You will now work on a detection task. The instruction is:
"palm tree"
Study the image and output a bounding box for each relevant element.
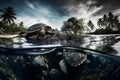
[87,20,95,31]
[97,19,103,29]
[0,7,16,25]
[107,12,114,29]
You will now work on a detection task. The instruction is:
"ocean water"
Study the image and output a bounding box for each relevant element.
[0,35,120,80]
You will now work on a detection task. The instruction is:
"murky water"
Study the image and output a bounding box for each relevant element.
[0,35,120,80]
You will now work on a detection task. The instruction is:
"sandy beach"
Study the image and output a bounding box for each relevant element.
[0,34,19,38]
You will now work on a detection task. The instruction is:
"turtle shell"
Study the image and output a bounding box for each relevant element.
[27,23,47,32]
[63,51,87,66]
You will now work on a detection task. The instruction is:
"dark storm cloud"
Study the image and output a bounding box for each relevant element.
[0,0,120,16]
[25,0,73,15]
[31,0,120,17]
[0,0,68,16]
[0,0,88,16]
[37,0,94,15]
[90,0,120,16]
[0,0,34,16]
[0,0,120,29]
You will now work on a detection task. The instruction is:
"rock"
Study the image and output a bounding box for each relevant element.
[49,69,62,80]
[34,56,48,68]
[59,59,68,74]
[34,56,46,67]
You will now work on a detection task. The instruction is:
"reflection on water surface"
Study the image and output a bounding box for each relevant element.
[1,34,120,56]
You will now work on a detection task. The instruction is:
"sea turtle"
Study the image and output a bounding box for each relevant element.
[63,50,87,67]
[26,23,55,38]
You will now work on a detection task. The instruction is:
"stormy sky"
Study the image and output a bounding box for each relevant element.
[0,0,120,30]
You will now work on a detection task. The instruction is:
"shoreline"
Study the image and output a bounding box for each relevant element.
[0,34,19,38]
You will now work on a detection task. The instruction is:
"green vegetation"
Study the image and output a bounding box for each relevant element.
[94,12,120,34]
[1,6,119,35]
[0,7,16,25]
[0,7,25,34]
[61,17,86,35]
[62,12,120,35]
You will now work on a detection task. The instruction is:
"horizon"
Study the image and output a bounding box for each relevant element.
[0,0,120,30]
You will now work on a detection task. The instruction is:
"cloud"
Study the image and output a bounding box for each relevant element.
[16,16,38,28]
[89,0,120,16]
[114,9,120,17]
[16,15,67,30]
[0,0,120,30]
[16,16,53,28]
[63,1,103,27]
[1,0,120,17]
[26,1,36,10]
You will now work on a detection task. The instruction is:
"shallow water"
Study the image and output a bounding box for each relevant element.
[0,35,120,80]
[1,34,120,56]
